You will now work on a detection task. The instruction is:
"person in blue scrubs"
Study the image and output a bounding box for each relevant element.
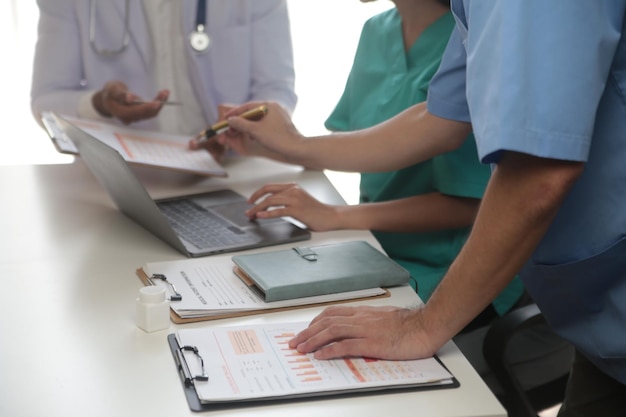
[242,0,570,395]
[224,1,626,414]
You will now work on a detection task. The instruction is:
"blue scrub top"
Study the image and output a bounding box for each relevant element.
[428,0,626,383]
[325,9,523,314]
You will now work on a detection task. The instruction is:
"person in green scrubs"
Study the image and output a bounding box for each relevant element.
[246,0,523,313]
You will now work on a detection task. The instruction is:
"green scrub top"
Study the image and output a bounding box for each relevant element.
[325,9,522,315]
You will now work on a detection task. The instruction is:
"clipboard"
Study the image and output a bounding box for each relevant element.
[167,331,460,412]
[41,112,227,177]
[136,268,391,324]
[41,111,78,154]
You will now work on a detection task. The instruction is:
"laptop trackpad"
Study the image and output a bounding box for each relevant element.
[206,201,254,227]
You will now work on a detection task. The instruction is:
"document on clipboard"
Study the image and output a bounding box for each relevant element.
[41,112,227,177]
[136,253,390,324]
[169,322,458,411]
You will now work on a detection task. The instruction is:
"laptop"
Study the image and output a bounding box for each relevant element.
[54,115,311,257]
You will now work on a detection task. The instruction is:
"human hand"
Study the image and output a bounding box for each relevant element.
[189,104,232,161]
[92,81,169,124]
[222,101,305,160]
[245,183,342,231]
[288,305,441,360]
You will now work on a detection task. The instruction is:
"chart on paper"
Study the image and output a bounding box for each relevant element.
[113,131,216,170]
[175,322,454,402]
[42,113,227,176]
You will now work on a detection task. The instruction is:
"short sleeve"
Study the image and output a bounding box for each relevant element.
[426,28,470,123]
[465,1,625,163]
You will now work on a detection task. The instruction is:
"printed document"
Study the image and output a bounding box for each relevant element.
[141,256,387,319]
[41,112,226,177]
[175,321,455,403]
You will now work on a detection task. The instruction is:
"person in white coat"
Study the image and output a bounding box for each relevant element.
[30,0,297,142]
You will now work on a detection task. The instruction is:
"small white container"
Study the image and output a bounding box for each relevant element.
[136,286,170,332]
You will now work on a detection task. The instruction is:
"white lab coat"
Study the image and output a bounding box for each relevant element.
[31,0,297,130]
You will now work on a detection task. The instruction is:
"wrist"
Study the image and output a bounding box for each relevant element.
[334,205,362,230]
[286,135,317,167]
[405,307,447,357]
[91,90,112,118]
[324,204,349,231]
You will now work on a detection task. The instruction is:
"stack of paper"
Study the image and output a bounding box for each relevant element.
[138,255,388,322]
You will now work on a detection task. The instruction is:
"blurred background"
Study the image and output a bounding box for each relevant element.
[2,0,393,203]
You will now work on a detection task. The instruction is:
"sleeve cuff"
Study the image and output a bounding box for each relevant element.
[77,90,112,121]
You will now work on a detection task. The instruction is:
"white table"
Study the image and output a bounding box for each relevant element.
[0,157,506,417]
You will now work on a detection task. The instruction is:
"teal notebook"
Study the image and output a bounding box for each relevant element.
[232,241,410,302]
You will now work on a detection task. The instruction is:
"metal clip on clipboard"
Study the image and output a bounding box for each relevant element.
[293,246,317,262]
[175,345,209,387]
[148,273,183,301]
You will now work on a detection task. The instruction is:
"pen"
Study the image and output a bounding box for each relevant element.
[130,100,182,106]
[194,105,268,144]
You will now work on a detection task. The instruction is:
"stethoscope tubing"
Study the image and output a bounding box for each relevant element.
[89,0,130,56]
[89,0,209,56]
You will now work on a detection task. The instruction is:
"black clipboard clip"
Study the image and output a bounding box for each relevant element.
[148,273,182,301]
[175,345,209,387]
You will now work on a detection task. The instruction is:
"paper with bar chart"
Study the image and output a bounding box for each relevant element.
[174,322,456,403]
[41,112,226,177]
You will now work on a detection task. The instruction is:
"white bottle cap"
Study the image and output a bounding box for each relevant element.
[139,286,166,303]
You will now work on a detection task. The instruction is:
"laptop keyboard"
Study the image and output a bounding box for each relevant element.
[158,200,256,249]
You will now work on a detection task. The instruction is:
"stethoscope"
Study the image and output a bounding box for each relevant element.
[189,0,210,52]
[89,0,210,56]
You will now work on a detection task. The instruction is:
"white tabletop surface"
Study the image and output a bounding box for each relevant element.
[0,156,506,417]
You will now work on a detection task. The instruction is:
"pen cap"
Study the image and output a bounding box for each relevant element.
[139,286,166,303]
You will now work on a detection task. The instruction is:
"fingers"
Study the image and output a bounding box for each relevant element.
[110,101,163,124]
[188,133,227,160]
[245,183,301,220]
[96,81,167,124]
[153,89,170,103]
[223,101,267,119]
[289,310,381,360]
[247,183,296,204]
[226,101,281,135]
[227,114,257,136]
[204,137,227,162]
[245,195,293,220]
[188,137,202,150]
[286,306,424,360]
[288,306,362,350]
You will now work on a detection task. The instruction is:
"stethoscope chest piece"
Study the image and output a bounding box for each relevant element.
[190,0,210,53]
[189,25,210,52]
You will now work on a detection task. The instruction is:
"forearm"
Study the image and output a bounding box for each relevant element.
[412,152,585,348]
[288,103,470,172]
[335,193,480,233]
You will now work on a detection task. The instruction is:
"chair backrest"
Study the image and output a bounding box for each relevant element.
[482,303,572,417]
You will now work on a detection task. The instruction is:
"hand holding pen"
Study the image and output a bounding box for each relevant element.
[190,102,299,164]
[192,105,268,145]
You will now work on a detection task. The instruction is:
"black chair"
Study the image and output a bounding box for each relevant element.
[483,303,572,417]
